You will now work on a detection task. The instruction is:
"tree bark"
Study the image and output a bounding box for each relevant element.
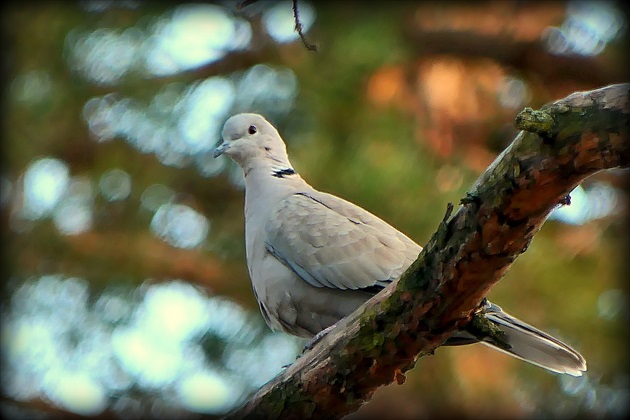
[224,83,629,420]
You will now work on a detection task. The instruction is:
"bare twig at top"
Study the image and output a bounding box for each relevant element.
[292,0,318,52]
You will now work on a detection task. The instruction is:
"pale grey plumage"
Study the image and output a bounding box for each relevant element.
[214,113,587,376]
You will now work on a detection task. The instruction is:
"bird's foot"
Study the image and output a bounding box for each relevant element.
[302,324,336,354]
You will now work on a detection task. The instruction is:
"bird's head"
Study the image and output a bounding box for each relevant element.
[213,113,292,173]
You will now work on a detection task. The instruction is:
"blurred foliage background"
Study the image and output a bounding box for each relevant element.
[1,1,628,419]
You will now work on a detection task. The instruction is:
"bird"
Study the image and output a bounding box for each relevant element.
[213,113,587,376]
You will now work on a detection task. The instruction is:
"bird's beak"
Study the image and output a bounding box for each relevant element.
[213,141,229,158]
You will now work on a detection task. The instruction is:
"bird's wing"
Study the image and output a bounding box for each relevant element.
[265,190,422,290]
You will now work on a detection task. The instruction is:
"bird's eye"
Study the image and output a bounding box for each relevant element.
[248,125,257,135]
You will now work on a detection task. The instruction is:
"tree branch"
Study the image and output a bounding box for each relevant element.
[225,84,629,419]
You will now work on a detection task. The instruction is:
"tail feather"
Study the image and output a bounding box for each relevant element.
[481,302,587,376]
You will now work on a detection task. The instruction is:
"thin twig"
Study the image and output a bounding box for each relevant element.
[292,0,318,52]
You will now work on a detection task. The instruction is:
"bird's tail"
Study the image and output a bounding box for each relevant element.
[473,301,587,376]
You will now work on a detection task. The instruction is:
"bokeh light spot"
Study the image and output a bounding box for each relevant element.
[498,77,530,109]
[22,158,71,220]
[150,204,210,249]
[177,371,235,414]
[549,183,621,225]
[11,70,52,105]
[140,184,175,212]
[99,168,132,201]
[46,372,107,416]
[597,289,626,321]
[111,327,183,388]
[144,4,244,76]
[138,282,210,343]
[52,177,94,235]
[544,1,625,56]
[176,77,235,154]
[68,27,144,85]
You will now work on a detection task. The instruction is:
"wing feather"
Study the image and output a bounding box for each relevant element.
[265,191,421,290]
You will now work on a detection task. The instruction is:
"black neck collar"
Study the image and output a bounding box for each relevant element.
[272,168,296,178]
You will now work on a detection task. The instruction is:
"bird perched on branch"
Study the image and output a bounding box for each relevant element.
[213,113,586,376]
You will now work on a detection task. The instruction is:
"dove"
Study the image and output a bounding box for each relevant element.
[213,113,587,376]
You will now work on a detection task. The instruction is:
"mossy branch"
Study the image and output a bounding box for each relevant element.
[224,83,629,419]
